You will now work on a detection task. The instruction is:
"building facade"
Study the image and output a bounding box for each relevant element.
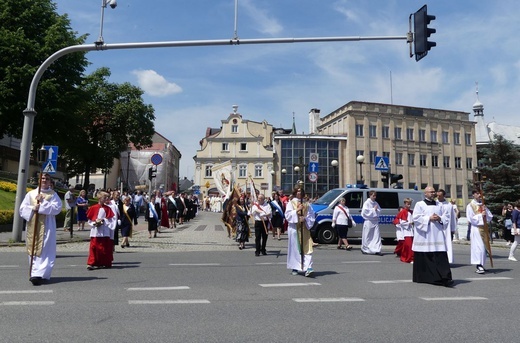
[314,101,477,206]
[194,106,276,197]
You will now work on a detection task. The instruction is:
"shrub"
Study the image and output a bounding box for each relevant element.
[0,210,14,225]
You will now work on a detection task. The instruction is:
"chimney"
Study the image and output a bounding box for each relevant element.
[308,108,321,134]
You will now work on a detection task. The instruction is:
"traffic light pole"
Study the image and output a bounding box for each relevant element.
[12,35,410,242]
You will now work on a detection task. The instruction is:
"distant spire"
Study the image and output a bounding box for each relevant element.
[291,112,297,134]
[473,81,484,116]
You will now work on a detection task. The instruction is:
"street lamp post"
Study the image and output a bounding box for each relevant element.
[331,159,338,189]
[293,156,306,192]
[281,168,287,192]
[356,155,365,185]
[126,146,131,191]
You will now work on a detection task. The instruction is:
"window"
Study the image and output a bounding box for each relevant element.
[408,153,415,166]
[343,191,363,209]
[231,125,238,133]
[369,125,377,138]
[382,151,390,159]
[205,165,212,177]
[356,150,364,158]
[221,142,229,151]
[442,131,449,144]
[455,157,462,169]
[431,130,437,143]
[408,182,416,190]
[431,155,439,167]
[453,132,461,145]
[355,124,364,137]
[370,181,378,188]
[445,185,451,197]
[371,191,399,209]
[395,153,403,165]
[456,185,463,198]
[240,143,247,151]
[369,151,377,164]
[443,156,450,168]
[420,154,427,167]
[239,164,247,178]
[382,126,389,139]
[465,133,472,145]
[394,127,402,140]
[419,129,426,142]
[254,164,263,177]
[466,157,473,169]
[406,128,414,141]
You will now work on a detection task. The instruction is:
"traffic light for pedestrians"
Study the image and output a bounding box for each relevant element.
[381,172,390,188]
[414,4,436,61]
[390,173,403,185]
[148,167,156,181]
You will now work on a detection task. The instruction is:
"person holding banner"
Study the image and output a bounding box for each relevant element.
[20,173,62,286]
[285,187,316,277]
[250,194,272,256]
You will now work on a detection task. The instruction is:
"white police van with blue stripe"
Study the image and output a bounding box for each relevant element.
[310,186,423,244]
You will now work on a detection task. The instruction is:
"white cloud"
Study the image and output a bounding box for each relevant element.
[131,70,182,97]
[241,0,283,36]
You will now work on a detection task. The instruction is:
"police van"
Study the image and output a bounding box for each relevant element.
[310,186,423,244]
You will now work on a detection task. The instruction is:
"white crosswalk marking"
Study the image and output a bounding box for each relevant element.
[259,283,321,287]
[293,298,364,303]
[129,300,210,304]
[0,301,54,306]
[127,286,190,291]
[421,297,487,301]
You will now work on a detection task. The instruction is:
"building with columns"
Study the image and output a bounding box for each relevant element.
[273,101,477,206]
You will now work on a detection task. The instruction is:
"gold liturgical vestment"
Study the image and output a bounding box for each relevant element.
[26,191,54,256]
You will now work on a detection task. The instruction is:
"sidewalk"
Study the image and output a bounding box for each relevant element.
[0,211,289,253]
[0,212,513,253]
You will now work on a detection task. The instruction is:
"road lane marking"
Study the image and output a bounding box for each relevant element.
[342,261,381,264]
[129,300,210,304]
[169,263,221,266]
[464,277,512,281]
[370,280,413,284]
[259,283,321,287]
[127,286,190,291]
[421,296,487,301]
[0,265,19,268]
[255,262,286,265]
[0,301,54,306]
[0,290,53,294]
[293,297,365,303]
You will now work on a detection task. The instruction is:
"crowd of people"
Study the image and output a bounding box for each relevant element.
[21,181,202,285]
[19,176,519,287]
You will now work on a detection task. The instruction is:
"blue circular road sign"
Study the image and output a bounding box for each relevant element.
[151,153,163,165]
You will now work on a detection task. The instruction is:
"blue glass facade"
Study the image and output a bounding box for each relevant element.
[280,139,339,197]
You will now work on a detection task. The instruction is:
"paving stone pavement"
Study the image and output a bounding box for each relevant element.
[0,211,289,253]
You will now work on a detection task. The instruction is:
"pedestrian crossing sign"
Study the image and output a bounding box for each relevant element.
[43,160,57,174]
[374,156,389,171]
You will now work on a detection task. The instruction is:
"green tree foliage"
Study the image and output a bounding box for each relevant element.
[0,0,88,144]
[477,134,520,215]
[64,68,155,188]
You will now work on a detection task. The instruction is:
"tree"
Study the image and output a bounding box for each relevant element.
[477,134,520,216]
[0,0,88,145]
[64,68,156,189]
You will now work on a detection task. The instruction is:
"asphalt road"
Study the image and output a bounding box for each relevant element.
[0,211,518,343]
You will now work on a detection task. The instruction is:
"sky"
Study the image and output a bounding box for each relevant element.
[52,0,520,179]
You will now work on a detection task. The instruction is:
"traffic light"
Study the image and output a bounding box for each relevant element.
[381,172,390,188]
[390,173,403,185]
[414,4,436,61]
[148,167,156,181]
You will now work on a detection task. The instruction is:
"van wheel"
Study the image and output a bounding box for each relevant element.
[317,226,337,244]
